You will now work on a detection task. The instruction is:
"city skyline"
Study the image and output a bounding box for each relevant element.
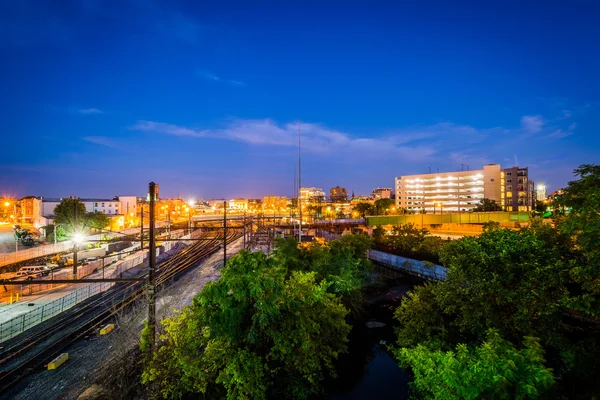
[2,1,599,199]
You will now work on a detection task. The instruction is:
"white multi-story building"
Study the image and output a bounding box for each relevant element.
[82,198,121,215]
[299,187,325,204]
[395,164,502,213]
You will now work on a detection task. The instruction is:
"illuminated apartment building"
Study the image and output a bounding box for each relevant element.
[394,164,502,213]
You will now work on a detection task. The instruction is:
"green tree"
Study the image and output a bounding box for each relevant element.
[556,164,600,319]
[393,219,600,397]
[472,197,502,211]
[352,202,374,217]
[395,330,554,400]
[374,198,394,215]
[143,251,351,399]
[54,198,87,235]
[87,210,110,230]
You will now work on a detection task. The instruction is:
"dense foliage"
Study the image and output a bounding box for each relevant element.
[373,223,446,264]
[142,234,373,399]
[393,165,600,398]
[395,330,554,400]
[473,197,503,211]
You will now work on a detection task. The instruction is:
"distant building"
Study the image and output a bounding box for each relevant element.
[372,188,392,199]
[247,199,262,211]
[263,196,288,211]
[18,196,41,224]
[229,198,248,211]
[300,187,325,204]
[501,166,534,211]
[395,164,502,213]
[329,186,348,202]
[536,183,547,201]
[208,199,226,209]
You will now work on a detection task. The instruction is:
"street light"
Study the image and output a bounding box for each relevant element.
[72,232,83,280]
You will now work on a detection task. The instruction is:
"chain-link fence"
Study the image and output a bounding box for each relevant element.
[0,281,114,342]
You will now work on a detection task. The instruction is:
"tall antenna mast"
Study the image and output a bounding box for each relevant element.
[298,118,302,244]
[293,160,297,238]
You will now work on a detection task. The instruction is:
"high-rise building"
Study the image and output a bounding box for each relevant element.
[329,186,348,202]
[501,166,534,211]
[372,188,392,199]
[536,183,547,201]
[395,164,502,213]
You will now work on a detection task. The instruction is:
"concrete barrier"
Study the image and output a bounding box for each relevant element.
[48,353,69,370]
[99,324,114,335]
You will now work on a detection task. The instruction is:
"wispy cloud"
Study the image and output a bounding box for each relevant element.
[197,70,245,86]
[547,123,576,139]
[520,115,544,133]
[82,136,119,148]
[130,121,208,138]
[78,108,103,115]
[129,118,489,162]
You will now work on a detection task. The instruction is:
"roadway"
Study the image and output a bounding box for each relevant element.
[0,225,16,254]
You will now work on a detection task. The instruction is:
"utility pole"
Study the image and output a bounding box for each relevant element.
[223,201,227,267]
[72,203,78,280]
[298,119,302,244]
[147,182,157,351]
[140,204,144,250]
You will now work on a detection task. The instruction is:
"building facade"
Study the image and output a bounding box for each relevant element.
[501,167,534,211]
[229,198,249,211]
[536,183,547,201]
[263,196,288,211]
[395,164,502,213]
[372,188,392,199]
[329,186,348,202]
[300,187,325,204]
[18,196,41,223]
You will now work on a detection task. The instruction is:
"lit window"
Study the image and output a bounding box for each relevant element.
[506,192,513,198]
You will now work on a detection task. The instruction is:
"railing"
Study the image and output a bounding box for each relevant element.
[368,249,447,281]
[0,281,114,343]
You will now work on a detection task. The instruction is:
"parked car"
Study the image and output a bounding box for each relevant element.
[14,271,39,280]
[18,266,49,277]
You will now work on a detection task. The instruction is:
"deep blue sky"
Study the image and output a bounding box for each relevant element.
[1,1,599,199]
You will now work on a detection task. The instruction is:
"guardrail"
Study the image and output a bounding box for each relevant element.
[368,249,447,281]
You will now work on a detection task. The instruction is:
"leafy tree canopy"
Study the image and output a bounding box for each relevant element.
[352,202,374,217]
[54,198,111,236]
[143,235,374,399]
[472,197,502,211]
[393,219,600,397]
[395,330,554,400]
[374,198,395,215]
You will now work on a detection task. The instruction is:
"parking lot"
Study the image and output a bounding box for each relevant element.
[0,224,17,254]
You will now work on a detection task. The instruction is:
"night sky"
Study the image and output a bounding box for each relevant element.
[1,1,599,200]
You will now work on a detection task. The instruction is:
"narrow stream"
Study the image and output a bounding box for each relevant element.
[324,281,415,399]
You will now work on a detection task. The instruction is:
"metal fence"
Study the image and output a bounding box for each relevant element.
[0,281,114,342]
[368,249,447,281]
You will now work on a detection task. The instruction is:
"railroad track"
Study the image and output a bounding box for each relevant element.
[0,229,241,394]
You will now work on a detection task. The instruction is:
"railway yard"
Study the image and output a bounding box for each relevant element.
[0,221,246,400]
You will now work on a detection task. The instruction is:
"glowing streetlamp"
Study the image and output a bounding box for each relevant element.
[72,232,84,280]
